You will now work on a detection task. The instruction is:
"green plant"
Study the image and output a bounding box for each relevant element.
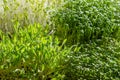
[50,0,120,45]
[0,23,71,79]
[64,37,120,80]
[0,0,59,33]
[0,0,120,80]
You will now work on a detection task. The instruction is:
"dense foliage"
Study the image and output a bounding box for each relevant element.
[0,23,71,79]
[65,38,120,79]
[51,0,120,45]
[0,0,120,80]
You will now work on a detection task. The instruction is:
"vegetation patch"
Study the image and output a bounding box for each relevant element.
[50,0,120,45]
[0,23,71,79]
[0,0,120,80]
